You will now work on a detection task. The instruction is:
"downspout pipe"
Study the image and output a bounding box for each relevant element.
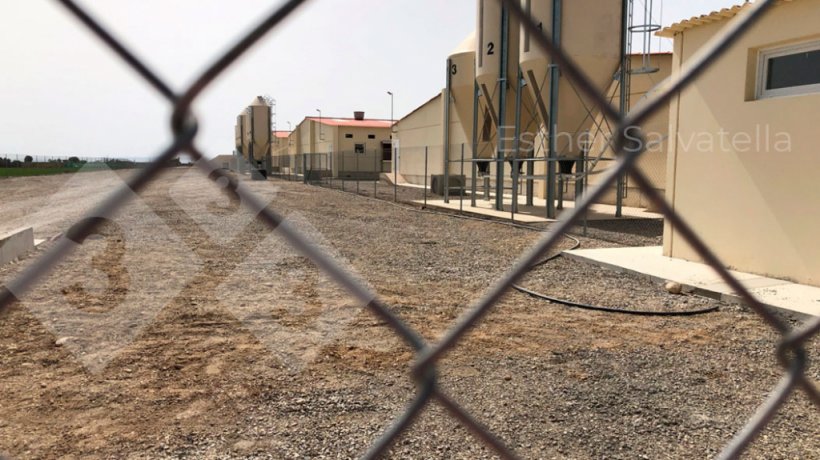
[444,58,453,203]
[546,0,561,219]
[495,3,510,211]
[616,0,631,217]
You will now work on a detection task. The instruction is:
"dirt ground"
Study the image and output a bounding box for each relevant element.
[0,168,817,459]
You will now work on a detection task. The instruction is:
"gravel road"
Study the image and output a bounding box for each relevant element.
[0,168,816,459]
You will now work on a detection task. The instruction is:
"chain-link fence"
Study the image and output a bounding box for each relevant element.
[300,142,667,246]
[269,152,332,181]
[0,0,817,458]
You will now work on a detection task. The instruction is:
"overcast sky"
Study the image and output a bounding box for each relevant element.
[0,0,742,160]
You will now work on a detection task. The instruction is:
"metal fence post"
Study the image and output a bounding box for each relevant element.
[460,143,465,213]
[423,146,428,208]
[328,153,332,189]
[471,158,477,208]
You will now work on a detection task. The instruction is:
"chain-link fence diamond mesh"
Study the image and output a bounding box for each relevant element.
[0,0,817,458]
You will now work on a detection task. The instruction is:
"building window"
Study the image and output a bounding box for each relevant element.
[368,134,376,139]
[354,143,365,154]
[757,40,820,99]
[345,133,353,139]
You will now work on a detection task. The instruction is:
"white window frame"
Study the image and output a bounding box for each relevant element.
[756,39,820,100]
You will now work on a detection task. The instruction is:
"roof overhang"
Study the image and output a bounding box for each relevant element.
[657,1,798,38]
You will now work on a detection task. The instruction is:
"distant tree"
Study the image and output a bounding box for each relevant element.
[11,160,22,167]
[68,156,80,164]
[24,155,33,164]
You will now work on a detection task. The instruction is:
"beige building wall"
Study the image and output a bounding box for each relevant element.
[662,0,820,286]
[314,121,336,156]
[334,125,392,176]
[270,132,291,171]
[394,91,474,186]
[299,120,316,155]
[290,124,302,155]
[395,93,445,185]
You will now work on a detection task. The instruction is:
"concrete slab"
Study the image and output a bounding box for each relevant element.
[414,198,549,223]
[380,172,407,185]
[0,227,35,265]
[415,195,663,224]
[564,246,820,317]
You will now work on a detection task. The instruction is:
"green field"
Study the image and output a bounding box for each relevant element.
[0,163,144,178]
[0,167,81,177]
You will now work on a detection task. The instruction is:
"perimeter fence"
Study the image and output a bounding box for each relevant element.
[291,142,668,247]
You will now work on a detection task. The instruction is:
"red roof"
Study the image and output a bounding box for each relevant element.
[273,131,290,138]
[306,117,394,129]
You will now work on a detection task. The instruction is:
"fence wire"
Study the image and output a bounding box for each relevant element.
[0,0,817,458]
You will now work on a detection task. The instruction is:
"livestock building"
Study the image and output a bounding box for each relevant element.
[659,0,820,286]
[278,112,394,180]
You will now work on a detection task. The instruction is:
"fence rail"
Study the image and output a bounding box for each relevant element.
[0,0,817,459]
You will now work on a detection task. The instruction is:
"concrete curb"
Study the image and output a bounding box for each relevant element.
[0,227,35,266]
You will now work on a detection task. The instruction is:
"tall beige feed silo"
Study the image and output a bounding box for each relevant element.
[243,96,272,178]
[476,0,518,171]
[475,0,537,209]
[235,114,245,172]
[447,31,479,148]
[519,0,623,209]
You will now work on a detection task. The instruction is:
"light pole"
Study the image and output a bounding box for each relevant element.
[387,91,395,184]
[287,121,293,146]
[386,91,394,135]
[315,109,323,140]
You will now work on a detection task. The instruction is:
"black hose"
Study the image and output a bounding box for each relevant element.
[513,284,720,316]
[512,231,718,316]
[305,179,718,316]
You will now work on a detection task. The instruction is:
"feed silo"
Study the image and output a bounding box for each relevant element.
[447,32,478,148]
[243,96,272,178]
[475,0,537,209]
[235,114,246,172]
[518,0,623,212]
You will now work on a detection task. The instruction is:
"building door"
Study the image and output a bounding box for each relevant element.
[381,141,393,173]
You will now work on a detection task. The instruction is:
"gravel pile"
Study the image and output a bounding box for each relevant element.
[0,169,816,459]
